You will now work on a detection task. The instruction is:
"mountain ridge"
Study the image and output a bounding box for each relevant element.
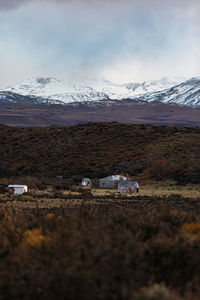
[1,76,200,107]
[3,76,187,103]
[140,77,200,106]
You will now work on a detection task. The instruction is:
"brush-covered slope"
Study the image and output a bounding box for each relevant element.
[0,123,200,183]
[1,101,200,128]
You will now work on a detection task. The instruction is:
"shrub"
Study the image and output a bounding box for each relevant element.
[22,228,52,248]
[146,160,179,180]
[136,284,180,300]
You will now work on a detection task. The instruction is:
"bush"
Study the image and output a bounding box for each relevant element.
[136,284,180,300]
[146,160,179,180]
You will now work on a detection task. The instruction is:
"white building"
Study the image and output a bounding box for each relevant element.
[8,185,28,195]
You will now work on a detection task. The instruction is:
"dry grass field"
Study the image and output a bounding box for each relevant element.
[91,183,200,199]
[138,182,200,198]
[1,183,200,210]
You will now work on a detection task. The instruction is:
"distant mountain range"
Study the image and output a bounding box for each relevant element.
[1,76,200,107]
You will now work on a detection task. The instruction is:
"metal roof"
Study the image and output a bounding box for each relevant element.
[101,175,127,181]
[8,185,28,188]
[118,181,139,187]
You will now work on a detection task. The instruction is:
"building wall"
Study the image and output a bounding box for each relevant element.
[8,186,27,194]
[14,188,25,195]
[99,180,118,189]
[118,182,139,193]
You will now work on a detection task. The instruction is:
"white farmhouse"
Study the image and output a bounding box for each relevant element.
[8,185,28,195]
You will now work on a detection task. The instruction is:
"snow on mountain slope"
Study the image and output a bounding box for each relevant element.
[4,76,185,104]
[83,77,185,99]
[0,91,64,105]
[125,76,185,94]
[5,77,109,103]
[6,78,67,98]
[140,77,200,106]
[5,76,200,107]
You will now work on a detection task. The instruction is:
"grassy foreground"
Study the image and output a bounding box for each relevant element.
[1,191,200,299]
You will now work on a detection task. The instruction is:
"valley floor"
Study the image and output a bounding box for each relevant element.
[1,183,200,210]
[1,102,200,127]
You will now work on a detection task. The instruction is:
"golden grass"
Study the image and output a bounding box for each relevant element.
[139,182,200,198]
[92,183,200,199]
[1,183,200,211]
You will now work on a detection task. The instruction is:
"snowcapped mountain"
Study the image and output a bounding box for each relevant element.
[2,76,200,107]
[124,76,185,94]
[140,77,200,106]
[5,77,109,103]
[4,76,185,105]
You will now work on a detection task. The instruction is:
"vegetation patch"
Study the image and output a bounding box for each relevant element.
[0,194,199,299]
[0,123,200,184]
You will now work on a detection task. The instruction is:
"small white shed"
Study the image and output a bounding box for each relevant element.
[8,185,28,195]
[82,178,91,186]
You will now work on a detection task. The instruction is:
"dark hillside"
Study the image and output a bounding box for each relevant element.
[0,122,200,182]
[0,101,200,127]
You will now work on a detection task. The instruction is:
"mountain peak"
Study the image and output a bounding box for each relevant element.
[185,77,200,84]
[35,77,62,85]
[3,76,200,107]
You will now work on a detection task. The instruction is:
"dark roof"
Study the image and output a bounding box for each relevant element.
[118,181,139,187]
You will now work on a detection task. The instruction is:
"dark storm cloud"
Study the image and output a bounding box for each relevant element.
[0,0,199,87]
[1,0,199,10]
[0,0,133,10]
[0,0,27,10]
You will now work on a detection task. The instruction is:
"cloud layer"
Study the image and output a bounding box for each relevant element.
[0,0,199,87]
[0,0,27,10]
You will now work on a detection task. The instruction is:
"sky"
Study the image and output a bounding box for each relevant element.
[0,0,200,88]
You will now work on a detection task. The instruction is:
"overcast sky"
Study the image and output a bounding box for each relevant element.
[0,0,199,88]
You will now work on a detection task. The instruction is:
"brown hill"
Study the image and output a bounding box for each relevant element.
[0,122,200,183]
[0,101,200,127]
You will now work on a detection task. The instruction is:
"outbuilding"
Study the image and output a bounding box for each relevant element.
[8,185,28,195]
[118,181,139,193]
[56,176,63,181]
[82,178,91,187]
[99,175,127,189]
